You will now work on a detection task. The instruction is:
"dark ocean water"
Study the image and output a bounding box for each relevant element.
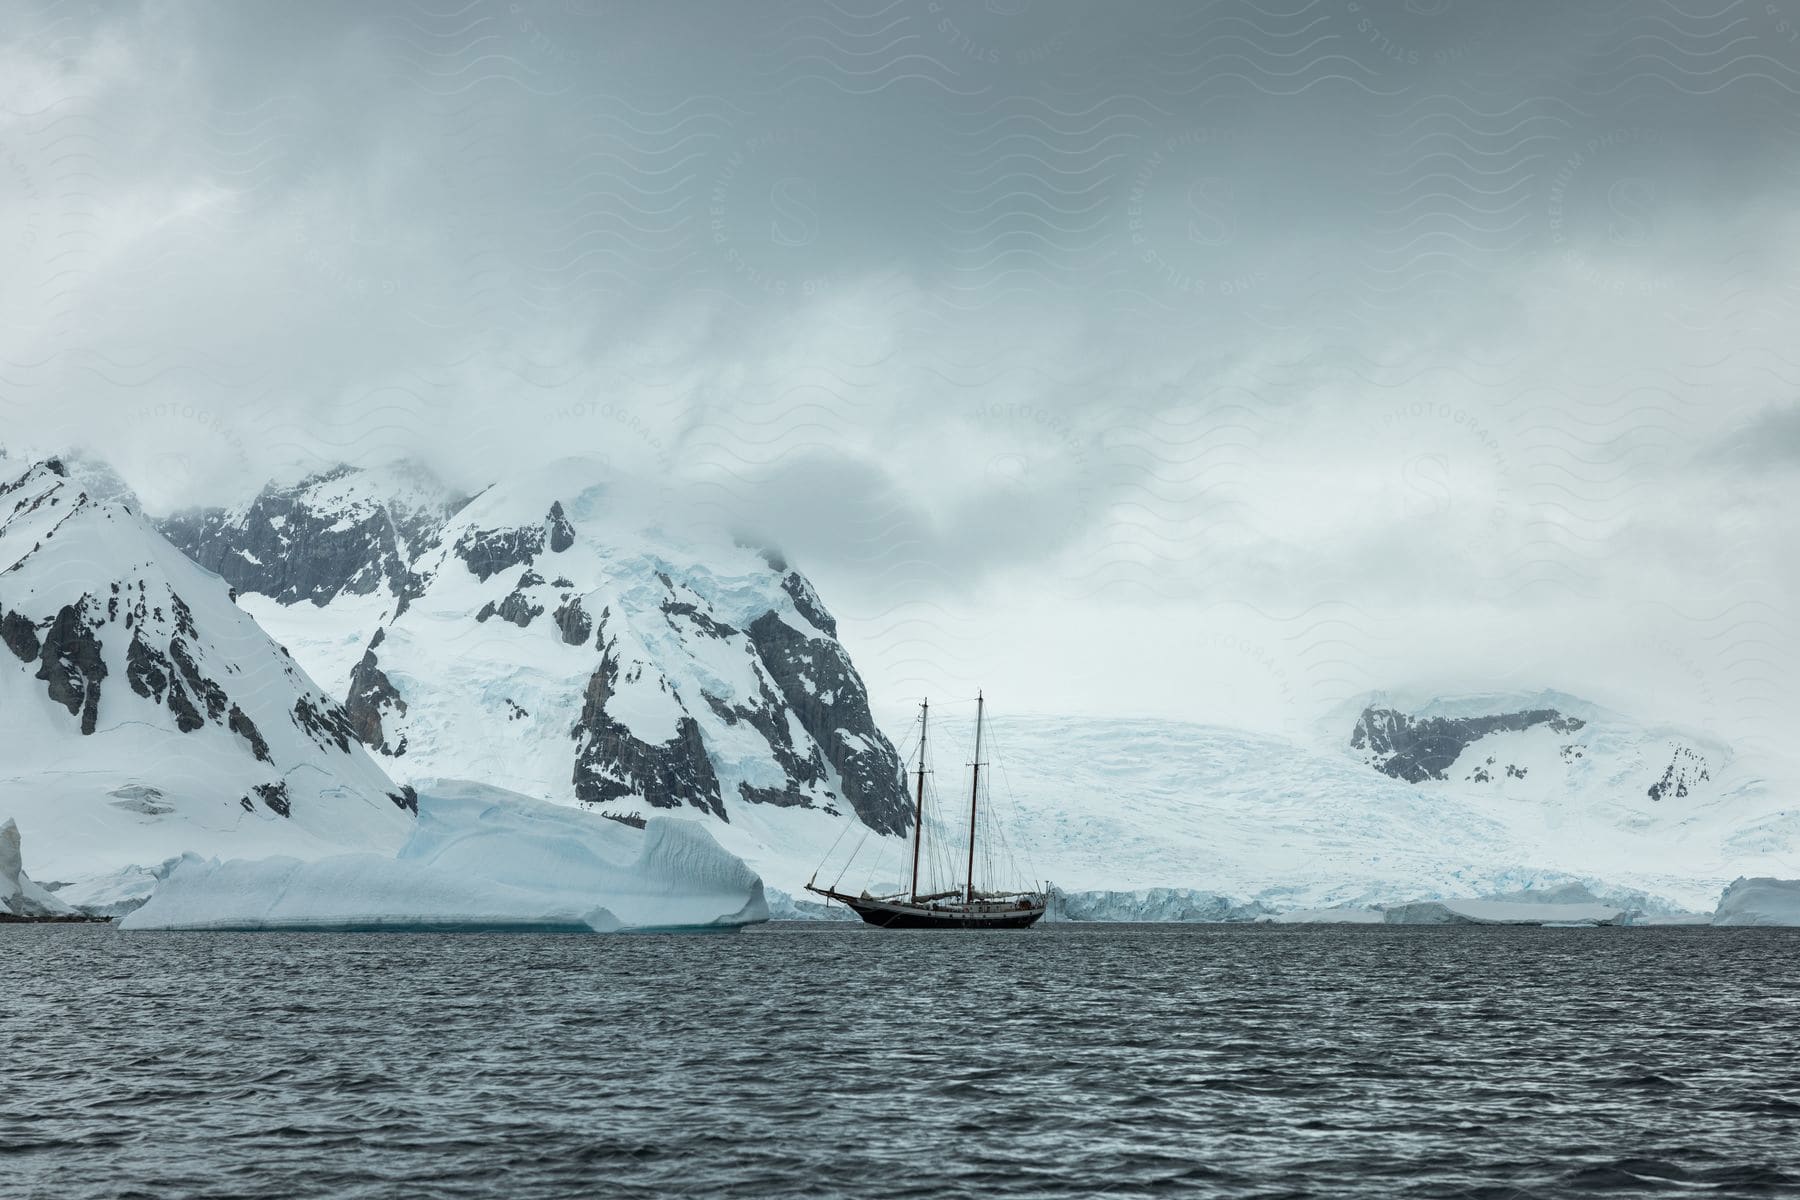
[5,924,1799,1199]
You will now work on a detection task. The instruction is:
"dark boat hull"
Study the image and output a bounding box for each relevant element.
[811,889,1046,929]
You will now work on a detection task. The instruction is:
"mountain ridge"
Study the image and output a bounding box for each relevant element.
[0,457,418,888]
[151,456,917,885]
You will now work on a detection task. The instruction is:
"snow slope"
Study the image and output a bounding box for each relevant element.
[958,708,1800,915]
[122,780,767,931]
[133,456,1800,916]
[0,459,417,887]
[162,458,914,894]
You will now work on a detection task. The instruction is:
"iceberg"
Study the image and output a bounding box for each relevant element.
[0,819,75,918]
[48,861,173,918]
[1376,882,1627,926]
[764,887,857,921]
[1711,877,1800,927]
[1380,899,1626,925]
[121,781,767,932]
[1265,907,1386,924]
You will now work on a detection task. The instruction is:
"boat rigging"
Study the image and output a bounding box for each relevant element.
[806,693,1047,929]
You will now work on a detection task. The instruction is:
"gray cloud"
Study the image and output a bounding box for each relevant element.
[1714,404,1800,472]
[2,0,1797,742]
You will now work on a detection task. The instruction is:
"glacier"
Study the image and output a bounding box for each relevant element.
[27,450,1799,926]
[1045,886,1274,923]
[961,706,1800,918]
[1040,882,1654,926]
[122,781,767,932]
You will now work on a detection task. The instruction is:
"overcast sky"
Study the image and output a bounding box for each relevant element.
[2,1,1796,746]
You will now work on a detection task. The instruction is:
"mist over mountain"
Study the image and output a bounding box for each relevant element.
[1,1,1795,746]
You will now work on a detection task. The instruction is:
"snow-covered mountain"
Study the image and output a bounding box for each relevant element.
[1342,689,1723,806]
[0,458,417,888]
[156,458,914,887]
[131,455,1798,915]
[159,461,467,612]
[945,697,1799,915]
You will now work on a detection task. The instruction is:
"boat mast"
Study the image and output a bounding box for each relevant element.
[965,691,983,905]
[908,698,928,903]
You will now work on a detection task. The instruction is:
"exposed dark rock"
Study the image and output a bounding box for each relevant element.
[345,637,407,756]
[228,704,272,764]
[737,781,815,807]
[253,781,291,817]
[547,501,575,552]
[476,570,546,628]
[293,696,357,755]
[126,636,169,702]
[2,611,40,661]
[35,601,107,735]
[496,590,543,628]
[157,465,455,607]
[1648,746,1710,801]
[166,684,204,734]
[169,593,198,640]
[661,596,736,641]
[169,638,227,722]
[386,785,419,815]
[571,649,725,820]
[703,680,828,806]
[781,571,836,637]
[1352,707,1586,783]
[454,525,543,581]
[124,629,207,732]
[553,596,591,645]
[746,611,911,836]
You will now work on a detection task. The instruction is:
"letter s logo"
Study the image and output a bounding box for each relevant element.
[1605,177,1656,248]
[1184,177,1235,247]
[769,177,818,247]
[1402,453,1453,518]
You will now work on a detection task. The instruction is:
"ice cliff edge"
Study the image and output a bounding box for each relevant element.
[121,781,768,932]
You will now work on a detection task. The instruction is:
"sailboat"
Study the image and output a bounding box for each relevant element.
[805,693,1047,929]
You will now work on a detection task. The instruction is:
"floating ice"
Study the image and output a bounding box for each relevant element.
[0,819,74,918]
[1382,898,1626,926]
[1711,877,1800,927]
[122,781,767,932]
